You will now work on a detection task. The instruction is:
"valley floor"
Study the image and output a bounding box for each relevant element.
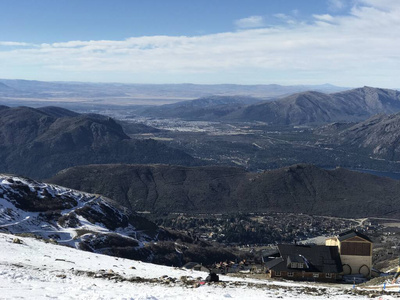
[0,233,397,300]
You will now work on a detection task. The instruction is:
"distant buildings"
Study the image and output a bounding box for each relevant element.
[266,230,373,282]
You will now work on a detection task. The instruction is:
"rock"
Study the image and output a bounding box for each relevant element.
[12,238,22,244]
[48,238,58,244]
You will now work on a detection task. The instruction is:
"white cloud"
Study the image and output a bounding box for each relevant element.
[0,1,400,87]
[328,0,346,11]
[234,16,265,29]
[274,13,289,20]
[358,0,400,10]
[313,14,335,22]
[0,41,30,46]
[273,13,299,25]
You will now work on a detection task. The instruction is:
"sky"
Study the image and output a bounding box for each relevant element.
[0,0,399,88]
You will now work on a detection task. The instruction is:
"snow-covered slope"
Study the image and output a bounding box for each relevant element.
[0,174,157,253]
[1,232,396,300]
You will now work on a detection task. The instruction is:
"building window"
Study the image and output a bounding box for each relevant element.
[288,272,294,277]
[325,273,332,278]
[275,271,281,276]
[313,273,319,278]
[291,262,304,269]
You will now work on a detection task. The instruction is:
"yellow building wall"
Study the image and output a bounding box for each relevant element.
[340,255,372,277]
[325,236,373,278]
[325,238,339,247]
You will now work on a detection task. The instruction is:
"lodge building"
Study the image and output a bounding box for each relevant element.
[265,230,373,282]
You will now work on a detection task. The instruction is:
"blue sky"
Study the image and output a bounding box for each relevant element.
[0,0,332,42]
[0,0,399,88]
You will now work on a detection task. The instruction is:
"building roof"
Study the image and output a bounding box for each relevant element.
[338,230,373,243]
[269,244,342,274]
[265,257,284,270]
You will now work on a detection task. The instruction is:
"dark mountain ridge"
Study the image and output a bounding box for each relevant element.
[36,106,80,118]
[0,106,198,179]
[48,163,400,218]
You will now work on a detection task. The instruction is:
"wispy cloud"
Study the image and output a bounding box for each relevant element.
[234,16,265,29]
[313,14,335,23]
[0,0,399,87]
[328,0,346,11]
[273,13,298,25]
[0,41,31,46]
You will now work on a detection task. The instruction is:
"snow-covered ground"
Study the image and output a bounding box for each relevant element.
[0,232,397,300]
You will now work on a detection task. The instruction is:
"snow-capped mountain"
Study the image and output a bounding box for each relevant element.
[0,174,158,254]
[0,174,241,267]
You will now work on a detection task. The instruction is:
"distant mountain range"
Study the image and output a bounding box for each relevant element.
[0,79,348,109]
[48,163,400,218]
[4,79,400,126]
[0,82,13,91]
[140,87,400,125]
[0,106,198,179]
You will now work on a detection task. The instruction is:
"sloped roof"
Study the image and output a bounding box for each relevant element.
[270,244,342,274]
[338,230,373,243]
[265,257,284,269]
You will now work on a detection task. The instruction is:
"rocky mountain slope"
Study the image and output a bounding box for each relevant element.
[0,174,158,255]
[48,164,400,218]
[0,174,238,266]
[321,112,400,161]
[0,106,198,179]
